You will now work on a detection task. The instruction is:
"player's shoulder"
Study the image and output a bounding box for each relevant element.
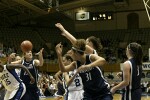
[70,61,76,66]
[124,60,130,65]
[33,59,40,66]
[123,60,131,69]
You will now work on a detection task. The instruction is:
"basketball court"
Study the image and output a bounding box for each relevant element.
[40,94,150,100]
[0,0,149,100]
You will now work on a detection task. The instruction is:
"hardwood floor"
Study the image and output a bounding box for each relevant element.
[40,94,150,100]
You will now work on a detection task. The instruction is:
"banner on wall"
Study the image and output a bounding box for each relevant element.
[142,62,150,70]
[76,12,90,20]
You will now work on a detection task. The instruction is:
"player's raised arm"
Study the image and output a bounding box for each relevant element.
[55,71,63,84]
[63,70,79,87]
[34,48,44,67]
[55,23,95,54]
[55,43,75,72]
[8,53,22,64]
[55,23,77,45]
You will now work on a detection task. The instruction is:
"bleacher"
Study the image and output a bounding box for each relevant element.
[0,27,150,72]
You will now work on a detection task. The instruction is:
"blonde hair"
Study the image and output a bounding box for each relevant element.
[72,39,86,55]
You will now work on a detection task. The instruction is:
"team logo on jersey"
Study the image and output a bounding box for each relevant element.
[27,64,33,69]
[79,67,93,73]
[0,73,11,86]
[0,73,9,80]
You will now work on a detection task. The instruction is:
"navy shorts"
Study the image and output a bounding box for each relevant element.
[55,82,65,96]
[122,89,142,100]
[21,87,39,100]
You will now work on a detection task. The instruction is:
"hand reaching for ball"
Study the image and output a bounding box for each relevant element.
[35,48,44,56]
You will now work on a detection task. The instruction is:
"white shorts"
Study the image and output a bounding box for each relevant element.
[68,89,84,100]
[4,83,26,100]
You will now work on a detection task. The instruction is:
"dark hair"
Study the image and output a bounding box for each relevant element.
[64,54,73,62]
[72,39,86,55]
[127,42,143,65]
[87,36,103,54]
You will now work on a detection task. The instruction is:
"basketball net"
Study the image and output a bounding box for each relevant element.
[143,0,150,21]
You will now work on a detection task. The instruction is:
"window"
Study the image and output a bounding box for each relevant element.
[91,12,113,21]
[127,13,139,29]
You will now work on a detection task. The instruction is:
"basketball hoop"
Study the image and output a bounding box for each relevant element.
[143,0,150,21]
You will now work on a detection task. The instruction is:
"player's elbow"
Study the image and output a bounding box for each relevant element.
[124,80,130,86]
[38,61,43,66]
[100,59,106,65]
[60,69,67,72]
[38,63,43,67]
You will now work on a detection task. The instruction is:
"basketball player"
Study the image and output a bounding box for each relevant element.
[8,53,22,77]
[55,54,83,100]
[55,23,104,74]
[55,23,102,55]
[62,54,83,100]
[0,63,35,100]
[111,42,143,100]
[55,40,112,100]
[10,48,44,100]
[15,55,22,76]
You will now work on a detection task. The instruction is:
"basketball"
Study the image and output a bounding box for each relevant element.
[21,40,33,52]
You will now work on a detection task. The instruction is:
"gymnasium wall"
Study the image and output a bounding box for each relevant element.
[74,0,150,32]
[38,62,121,72]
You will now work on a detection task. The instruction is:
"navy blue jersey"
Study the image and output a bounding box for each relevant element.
[20,59,38,88]
[55,82,65,96]
[76,54,110,95]
[122,58,142,100]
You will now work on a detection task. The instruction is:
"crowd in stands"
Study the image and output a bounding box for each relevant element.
[0,69,150,99]
[37,72,57,97]
[26,72,150,97]
[0,28,150,99]
[27,73,150,97]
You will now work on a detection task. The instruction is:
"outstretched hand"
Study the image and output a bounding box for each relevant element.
[8,53,16,63]
[9,53,16,59]
[35,48,44,56]
[55,23,66,36]
[55,43,63,56]
[55,23,65,31]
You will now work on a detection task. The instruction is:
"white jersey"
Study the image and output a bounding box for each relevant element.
[64,70,84,100]
[93,49,98,55]
[68,70,83,91]
[15,69,21,77]
[0,65,21,91]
